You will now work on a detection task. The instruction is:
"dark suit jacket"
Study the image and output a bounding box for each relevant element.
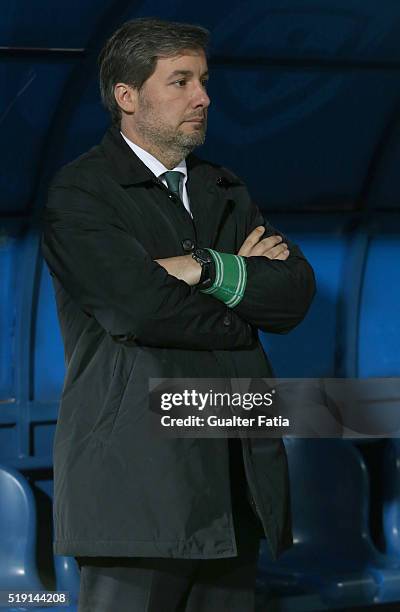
[42,126,315,560]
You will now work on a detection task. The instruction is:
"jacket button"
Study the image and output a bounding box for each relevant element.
[216,176,229,187]
[223,313,231,326]
[182,239,194,253]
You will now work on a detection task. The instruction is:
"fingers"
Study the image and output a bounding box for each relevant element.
[254,235,283,254]
[262,241,289,260]
[238,226,265,256]
[249,236,290,260]
[271,247,290,260]
[238,226,290,260]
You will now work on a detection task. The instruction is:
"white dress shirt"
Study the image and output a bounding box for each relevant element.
[120,131,192,217]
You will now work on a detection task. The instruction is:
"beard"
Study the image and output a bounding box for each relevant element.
[134,92,207,159]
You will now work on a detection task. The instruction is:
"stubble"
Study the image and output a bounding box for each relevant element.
[135,92,207,166]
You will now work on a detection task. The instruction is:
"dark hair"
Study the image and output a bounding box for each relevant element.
[98,18,210,125]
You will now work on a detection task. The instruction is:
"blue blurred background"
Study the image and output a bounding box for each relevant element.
[1,1,400,610]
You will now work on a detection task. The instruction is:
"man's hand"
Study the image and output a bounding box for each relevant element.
[155,255,201,286]
[238,226,289,260]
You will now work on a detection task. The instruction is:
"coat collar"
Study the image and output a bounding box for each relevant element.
[100,126,156,185]
[100,125,217,187]
[100,126,241,248]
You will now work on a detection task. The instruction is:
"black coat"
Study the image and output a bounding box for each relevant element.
[42,127,315,560]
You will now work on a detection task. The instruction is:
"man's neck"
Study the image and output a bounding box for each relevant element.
[120,126,185,169]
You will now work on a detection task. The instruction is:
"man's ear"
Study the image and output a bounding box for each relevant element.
[114,83,138,114]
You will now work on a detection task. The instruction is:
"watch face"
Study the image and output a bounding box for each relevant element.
[193,248,213,265]
[192,249,215,289]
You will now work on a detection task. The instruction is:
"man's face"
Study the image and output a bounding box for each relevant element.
[127,49,210,157]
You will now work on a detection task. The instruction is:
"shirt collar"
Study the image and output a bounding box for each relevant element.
[120,131,187,182]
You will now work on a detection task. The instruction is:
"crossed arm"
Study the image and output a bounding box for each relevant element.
[42,179,315,347]
[155,223,315,334]
[155,227,290,285]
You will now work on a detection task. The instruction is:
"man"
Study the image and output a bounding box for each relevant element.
[42,18,315,612]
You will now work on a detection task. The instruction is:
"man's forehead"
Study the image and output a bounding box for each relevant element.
[154,50,208,74]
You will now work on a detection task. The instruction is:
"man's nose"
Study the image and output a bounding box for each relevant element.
[192,82,210,108]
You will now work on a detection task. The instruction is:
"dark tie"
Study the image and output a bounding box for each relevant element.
[163,171,184,201]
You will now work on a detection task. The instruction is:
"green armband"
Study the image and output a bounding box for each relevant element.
[200,249,247,308]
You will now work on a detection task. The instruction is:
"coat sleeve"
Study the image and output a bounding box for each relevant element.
[230,188,316,334]
[41,183,253,350]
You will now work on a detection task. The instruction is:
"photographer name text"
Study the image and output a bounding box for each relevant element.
[160,415,289,428]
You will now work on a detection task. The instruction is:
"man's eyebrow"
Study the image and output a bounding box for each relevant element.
[167,70,209,79]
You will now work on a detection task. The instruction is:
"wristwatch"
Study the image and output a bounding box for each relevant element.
[192,248,215,289]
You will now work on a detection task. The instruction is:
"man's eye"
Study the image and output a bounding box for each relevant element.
[174,79,186,87]
[201,80,209,89]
